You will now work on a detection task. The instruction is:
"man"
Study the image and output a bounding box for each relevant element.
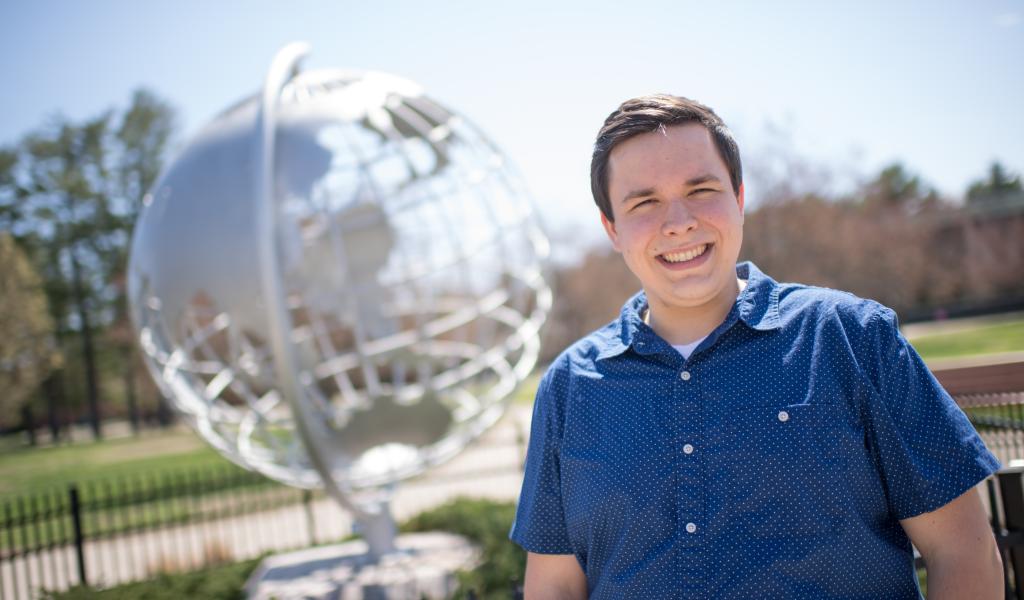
[510,94,1003,599]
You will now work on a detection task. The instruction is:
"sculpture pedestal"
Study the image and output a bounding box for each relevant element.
[244,532,478,600]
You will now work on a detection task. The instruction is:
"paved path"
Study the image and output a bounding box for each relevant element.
[0,406,534,600]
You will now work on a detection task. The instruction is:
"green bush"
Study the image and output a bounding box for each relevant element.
[402,497,524,599]
[41,557,261,600]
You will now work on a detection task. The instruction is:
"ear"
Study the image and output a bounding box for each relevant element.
[737,183,746,223]
[600,212,622,252]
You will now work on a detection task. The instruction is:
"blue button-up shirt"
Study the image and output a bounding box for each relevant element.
[511,262,999,599]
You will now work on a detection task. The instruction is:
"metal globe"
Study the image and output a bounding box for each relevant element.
[127,45,550,539]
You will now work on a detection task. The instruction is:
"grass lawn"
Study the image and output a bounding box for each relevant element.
[906,319,1024,362]
[0,429,227,497]
[2,374,542,502]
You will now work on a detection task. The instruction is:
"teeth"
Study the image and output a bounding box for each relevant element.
[662,244,707,263]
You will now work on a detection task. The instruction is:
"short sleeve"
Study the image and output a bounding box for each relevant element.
[862,308,1000,520]
[509,360,575,554]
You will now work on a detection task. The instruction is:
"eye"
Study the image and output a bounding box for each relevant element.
[630,198,656,211]
[689,187,721,199]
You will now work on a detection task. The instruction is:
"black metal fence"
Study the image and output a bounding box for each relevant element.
[962,395,1024,598]
[0,413,531,600]
[0,463,325,599]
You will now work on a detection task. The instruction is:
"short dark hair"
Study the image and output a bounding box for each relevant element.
[590,94,742,221]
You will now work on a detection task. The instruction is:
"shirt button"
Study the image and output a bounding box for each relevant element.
[680,370,691,381]
[778,410,790,422]
[686,522,697,534]
[683,443,694,455]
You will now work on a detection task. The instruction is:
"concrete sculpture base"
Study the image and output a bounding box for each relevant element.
[244,532,478,600]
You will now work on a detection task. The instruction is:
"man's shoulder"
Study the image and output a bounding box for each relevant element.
[535,314,629,398]
[547,317,623,373]
[774,279,896,331]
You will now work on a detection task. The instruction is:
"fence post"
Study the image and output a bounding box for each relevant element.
[998,468,1024,599]
[68,485,87,587]
[303,489,316,547]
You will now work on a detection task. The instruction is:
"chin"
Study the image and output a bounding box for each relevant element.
[659,279,732,308]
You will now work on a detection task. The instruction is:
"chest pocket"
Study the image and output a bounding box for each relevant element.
[726,402,848,538]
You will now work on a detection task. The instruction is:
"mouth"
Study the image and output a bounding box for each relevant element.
[658,244,710,265]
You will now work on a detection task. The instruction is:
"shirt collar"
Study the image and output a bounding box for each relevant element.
[595,261,781,361]
[735,261,782,332]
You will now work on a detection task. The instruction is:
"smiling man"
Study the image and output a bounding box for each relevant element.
[510,94,1003,599]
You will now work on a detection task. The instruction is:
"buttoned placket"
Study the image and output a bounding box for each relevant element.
[675,355,706,598]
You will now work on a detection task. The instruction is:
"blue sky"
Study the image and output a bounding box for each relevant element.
[1,0,1021,247]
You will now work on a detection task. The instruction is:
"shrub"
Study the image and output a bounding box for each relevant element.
[402,497,524,599]
[40,557,261,600]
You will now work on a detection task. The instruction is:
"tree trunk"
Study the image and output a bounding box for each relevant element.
[68,242,102,440]
[157,398,173,428]
[44,371,65,444]
[22,403,36,446]
[123,346,140,434]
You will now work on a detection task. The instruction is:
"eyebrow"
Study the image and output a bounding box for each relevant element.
[619,174,723,204]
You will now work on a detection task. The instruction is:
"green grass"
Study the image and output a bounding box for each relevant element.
[0,430,227,497]
[3,373,542,500]
[908,320,1024,361]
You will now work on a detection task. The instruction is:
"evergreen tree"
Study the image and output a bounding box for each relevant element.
[967,162,1022,207]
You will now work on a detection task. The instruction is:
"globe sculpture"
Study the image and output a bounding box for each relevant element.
[128,43,551,558]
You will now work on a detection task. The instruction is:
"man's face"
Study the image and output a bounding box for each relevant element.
[601,123,745,319]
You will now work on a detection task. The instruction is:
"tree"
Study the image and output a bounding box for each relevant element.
[0,233,61,434]
[105,90,176,432]
[0,89,178,440]
[14,114,114,439]
[860,162,939,214]
[967,162,1022,207]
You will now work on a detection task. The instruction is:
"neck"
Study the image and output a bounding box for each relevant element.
[646,278,745,345]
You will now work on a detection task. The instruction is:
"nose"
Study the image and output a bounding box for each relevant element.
[661,199,697,236]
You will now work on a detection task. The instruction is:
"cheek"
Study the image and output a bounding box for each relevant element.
[613,219,650,250]
[704,204,743,235]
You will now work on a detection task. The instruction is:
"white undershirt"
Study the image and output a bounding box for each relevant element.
[672,337,708,359]
[642,277,747,359]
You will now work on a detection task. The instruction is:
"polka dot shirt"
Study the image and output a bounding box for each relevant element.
[510,262,999,599]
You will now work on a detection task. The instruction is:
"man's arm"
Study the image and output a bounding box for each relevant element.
[900,486,1002,599]
[524,552,587,600]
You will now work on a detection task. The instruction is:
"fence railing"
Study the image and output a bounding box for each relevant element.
[0,408,531,600]
[935,360,1024,599]
[0,463,314,600]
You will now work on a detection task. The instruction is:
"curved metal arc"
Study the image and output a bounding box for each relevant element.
[255,43,394,546]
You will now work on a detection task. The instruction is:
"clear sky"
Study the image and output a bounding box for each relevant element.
[2,0,1021,249]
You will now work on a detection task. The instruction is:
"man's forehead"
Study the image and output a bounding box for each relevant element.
[607,125,725,192]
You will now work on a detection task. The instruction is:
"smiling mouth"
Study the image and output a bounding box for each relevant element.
[660,244,709,264]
